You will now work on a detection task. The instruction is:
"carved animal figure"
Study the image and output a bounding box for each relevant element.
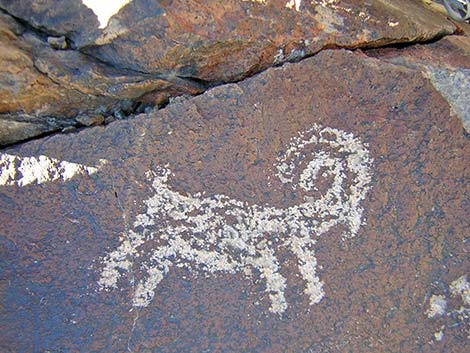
[98,125,373,314]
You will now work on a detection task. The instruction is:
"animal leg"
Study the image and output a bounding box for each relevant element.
[133,246,174,307]
[98,230,147,290]
[250,247,288,315]
[290,238,325,305]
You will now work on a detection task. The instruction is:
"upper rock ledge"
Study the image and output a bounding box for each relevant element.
[1,0,456,79]
[0,0,458,145]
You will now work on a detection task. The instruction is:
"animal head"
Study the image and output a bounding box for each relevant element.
[274,125,373,239]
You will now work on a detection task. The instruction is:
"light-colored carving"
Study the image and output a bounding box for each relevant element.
[98,125,373,314]
[286,0,303,11]
[426,274,470,341]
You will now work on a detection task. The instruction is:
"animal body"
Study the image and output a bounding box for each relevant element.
[99,124,373,314]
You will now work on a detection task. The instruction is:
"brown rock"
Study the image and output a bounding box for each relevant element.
[67,0,458,80]
[366,35,470,132]
[0,119,50,145]
[0,49,468,352]
[0,0,101,46]
[0,0,460,145]
[75,114,104,127]
[367,35,470,70]
[0,12,83,143]
[0,12,203,146]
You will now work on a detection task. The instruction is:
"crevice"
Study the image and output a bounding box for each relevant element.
[2,6,218,86]
[76,46,161,76]
[174,74,215,91]
[71,48,219,94]
[0,126,73,150]
[0,8,73,49]
[357,31,458,52]
[1,4,464,149]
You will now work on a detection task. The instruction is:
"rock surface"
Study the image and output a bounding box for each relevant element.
[367,34,470,132]
[0,8,204,146]
[0,0,459,145]
[1,49,469,352]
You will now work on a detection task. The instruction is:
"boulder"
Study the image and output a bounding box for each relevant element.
[0,0,457,79]
[1,49,468,352]
[0,11,204,146]
[0,0,459,145]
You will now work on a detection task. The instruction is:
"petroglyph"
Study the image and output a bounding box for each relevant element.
[98,125,373,315]
[0,153,106,187]
[427,294,447,318]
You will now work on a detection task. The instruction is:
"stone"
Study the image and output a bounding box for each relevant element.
[442,0,470,22]
[0,0,101,47]
[1,49,468,352]
[367,35,470,132]
[0,120,51,146]
[0,11,204,146]
[75,114,104,127]
[1,0,457,79]
[0,12,83,143]
[47,35,67,50]
[0,0,459,145]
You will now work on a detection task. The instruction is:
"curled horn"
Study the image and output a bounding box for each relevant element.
[274,124,373,238]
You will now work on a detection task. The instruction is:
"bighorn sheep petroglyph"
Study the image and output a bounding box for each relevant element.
[0,124,373,314]
[98,125,373,314]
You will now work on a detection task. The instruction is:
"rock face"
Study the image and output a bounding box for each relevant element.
[1,49,469,352]
[0,7,204,146]
[367,34,470,132]
[0,0,458,145]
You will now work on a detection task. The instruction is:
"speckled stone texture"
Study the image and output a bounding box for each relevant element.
[367,35,470,133]
[0,49,468,352]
